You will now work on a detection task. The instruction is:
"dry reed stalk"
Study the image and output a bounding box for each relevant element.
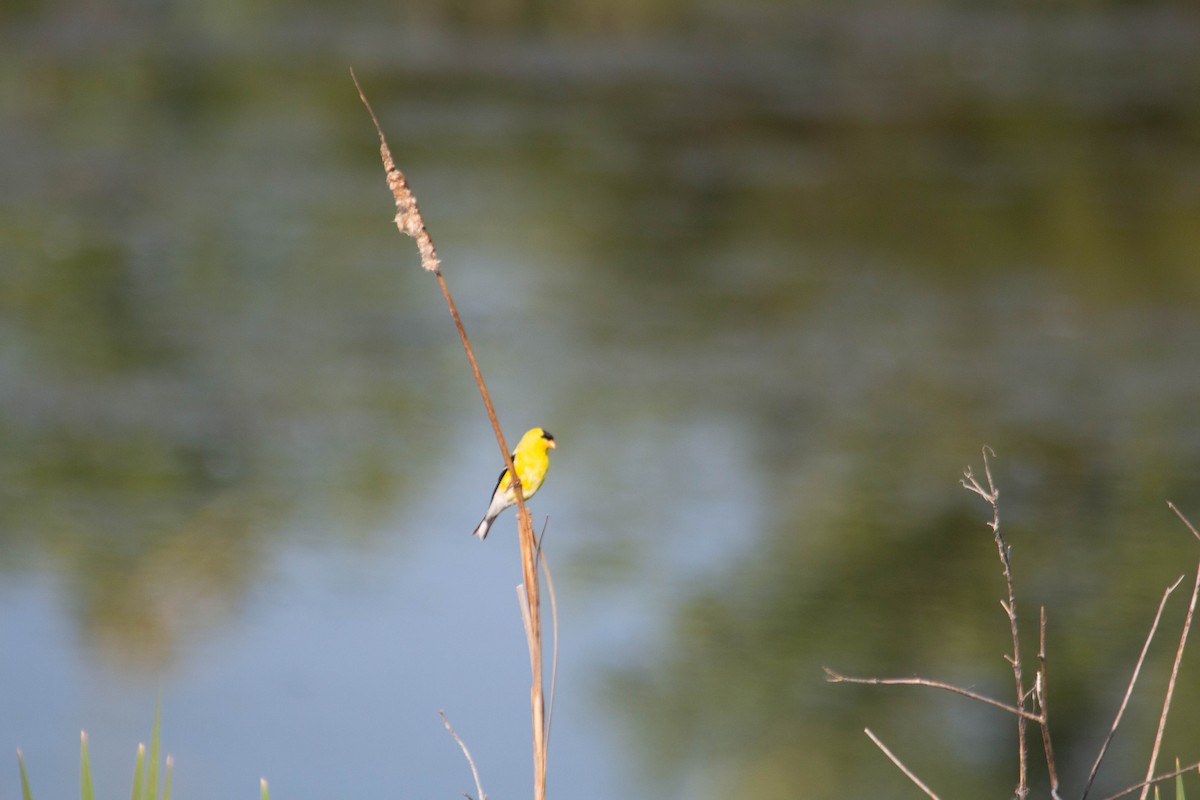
[352,70,547,800]
[441,711,487,800]
[1168,502,1200,544]
[1081,575,1185,800]
[536,529,561,747]
[1137,562,1200,800]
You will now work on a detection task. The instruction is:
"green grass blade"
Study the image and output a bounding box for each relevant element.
[260,778,270,800]
[162,756,173,800]
[80,732,94,800]
[1177,757,1186,800]
[18,748,33,800]
[146,702,161,800]
[131,743,146,800]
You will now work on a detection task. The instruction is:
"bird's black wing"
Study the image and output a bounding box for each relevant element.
[487,465,508,498]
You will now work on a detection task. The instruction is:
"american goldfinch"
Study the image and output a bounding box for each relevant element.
[471,428,556,540]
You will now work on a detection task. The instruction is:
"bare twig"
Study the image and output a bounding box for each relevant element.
[1137,562,1200,800]
[1081,575,1186,800]
[440,711,487,800]
[1037,606,1063,800]
[1167,502,1200,544]
[824,668,1041,722]
[863,728,942,800]
[1097,760,1200,800]
[959,447,996,508]
[355,71,547,800]
[961,446,1028,798]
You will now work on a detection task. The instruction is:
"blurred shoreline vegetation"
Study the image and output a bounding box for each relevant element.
[4,4,1198,301]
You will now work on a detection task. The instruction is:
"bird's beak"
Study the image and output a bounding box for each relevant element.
[547,440,557,449]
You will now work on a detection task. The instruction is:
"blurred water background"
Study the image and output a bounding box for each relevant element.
[3,1,1200,797]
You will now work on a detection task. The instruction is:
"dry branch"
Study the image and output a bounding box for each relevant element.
[1036,606,1062,799]
[823,668,1041,722]
[831,449,1200,800]
[961,446,1028,798]
[863,728,942,800]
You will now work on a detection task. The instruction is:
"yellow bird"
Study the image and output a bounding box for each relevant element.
[472,428,556,540]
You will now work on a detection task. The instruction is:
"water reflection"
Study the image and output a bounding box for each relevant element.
[583,268,1200,796]
[3,2,1200,798]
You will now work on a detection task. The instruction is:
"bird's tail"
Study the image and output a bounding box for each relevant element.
[471,517,492,540]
